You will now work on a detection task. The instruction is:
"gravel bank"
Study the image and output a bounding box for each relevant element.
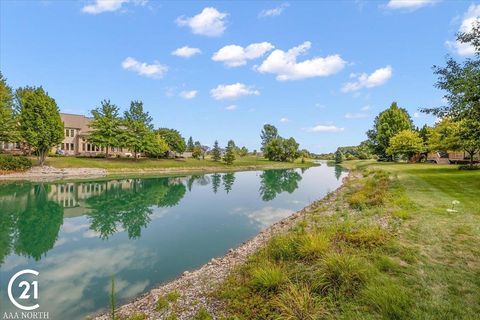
[94,173,352,320]
[0,166,107,181]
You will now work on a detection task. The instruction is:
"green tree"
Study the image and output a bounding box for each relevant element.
[123,101,154,159]
[211,140,221,161]
[387,130,425,161]
[0,72,19,143]
[367,102,413,160]
[157,128,187,153]
[238,146,248,157]
[146,133,170,158]
[422,21,480,167]
[187,136,194,152]
[223,140,236,165]
[88,99,122,158]
[264,137,299,162]
[260,124,279,152]
[16,87,63,165]
[334,149,344,164]
[192,145,202,159]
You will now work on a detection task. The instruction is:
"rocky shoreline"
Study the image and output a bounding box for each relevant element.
[0,166,107,182]
[94,173,351,320]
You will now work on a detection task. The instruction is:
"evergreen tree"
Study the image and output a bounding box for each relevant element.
[187,136,194,152]
[223,140,236,165]
[16,87,63,165]
[0,72,19,143]
[334,149,344,164]
[211,140,221,161]
[88,99,122,158]
[122,100,154,159]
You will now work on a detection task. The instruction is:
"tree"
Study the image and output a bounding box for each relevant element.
[187,136,194,152]
[367,102,413,160]
[122,101,154,159]
[211,140,221,161]
[387,130,425,161]
[264,137,300,162]
[335,149,344,164]
[88,100,122,158]
[16,87,63,165]
[157,128,186,153]
[192,146,202,159]
[238,146,248,157]
[0,72,19,144]
[223,140,236,165]
[260,124,278,152]
[422,21,480,167]
[146,133,169,158]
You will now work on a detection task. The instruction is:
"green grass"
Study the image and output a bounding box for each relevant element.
[216,161,480,319]
[41,155,313,173]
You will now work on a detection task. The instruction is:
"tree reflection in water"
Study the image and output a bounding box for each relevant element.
[259,169,302,201]
[222,173,235,194]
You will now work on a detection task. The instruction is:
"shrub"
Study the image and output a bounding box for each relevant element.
[128,313,146,320]
[298,233,330,260]
[192,307,213,320]
[166,290,181,302]
[0,155,32,171]
[274,283,328,320]
[250,264,286,293]
[459,164,480,170]
[313,253,370,297]
[347,171,390,209]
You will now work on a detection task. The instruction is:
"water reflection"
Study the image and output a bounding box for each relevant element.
[0,169,307,262]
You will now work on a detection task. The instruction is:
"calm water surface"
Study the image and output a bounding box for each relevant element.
[0,163,346,319]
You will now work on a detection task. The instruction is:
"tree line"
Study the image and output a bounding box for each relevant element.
[335,21,479,168]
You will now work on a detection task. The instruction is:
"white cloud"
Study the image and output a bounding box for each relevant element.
[386,0,436,10]
[172,46,202,58]
[342,65,392,92]
[446,4,480,56]
[212,42,274,67]
[256,41,346,81]
[258,2,289,18]
[280,117,289,123]
[121,57,167,78]
[176,7,228,37]
[210,83,260,100]
[225,105,237,111]
[305,125,345,133]
[82,0,146,14]
[345,112,368,119]
[361,105,371,111]
[179,90,198,99]
[413,112,421,118]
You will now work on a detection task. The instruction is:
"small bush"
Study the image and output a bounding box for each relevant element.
[128,313,146,320]
[274,283,328,320]
[250,264,286,293]
[458,164,480,170]
[192,307,213,320]
[298,233,330,260]
[0,155,32,171]
[313,253,370,297]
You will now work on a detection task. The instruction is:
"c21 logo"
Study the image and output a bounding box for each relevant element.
[7,269,40,311]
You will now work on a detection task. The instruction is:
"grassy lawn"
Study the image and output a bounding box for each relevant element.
[41,155,313,172]
[214,161,480,319]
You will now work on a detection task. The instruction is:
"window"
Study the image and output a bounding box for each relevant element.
[65,129,69,137]
[87,144,91,152]
[15,142,20,149]
[82,143,85,151]
[70,143,74,151]
[70,129,74,137]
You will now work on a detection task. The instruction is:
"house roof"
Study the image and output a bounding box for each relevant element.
[61,113,92,133]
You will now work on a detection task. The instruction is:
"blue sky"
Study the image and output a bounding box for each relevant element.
[1,0,479,152]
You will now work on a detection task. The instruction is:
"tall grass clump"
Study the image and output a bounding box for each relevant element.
[298,233,330,260]
[313,253,371,297]
[250,264,286,293]
[266,234,300,261]
[337,225,389,248]
[274,283,328,320]
[347,171,390,209]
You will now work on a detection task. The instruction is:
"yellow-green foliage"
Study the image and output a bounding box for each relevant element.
[337,225,389,248]
[192,307,213,320]
[297,233,330,260]
[127,313,146,320]
[155,296,168,312]
[166,290,181,302]
[250,264,285,293]
[347,171,390,209]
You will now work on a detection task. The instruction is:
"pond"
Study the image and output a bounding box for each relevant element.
[0,163,347,319]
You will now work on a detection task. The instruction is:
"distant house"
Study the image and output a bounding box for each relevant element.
[427,151,479,164]
[0,113,134,157]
